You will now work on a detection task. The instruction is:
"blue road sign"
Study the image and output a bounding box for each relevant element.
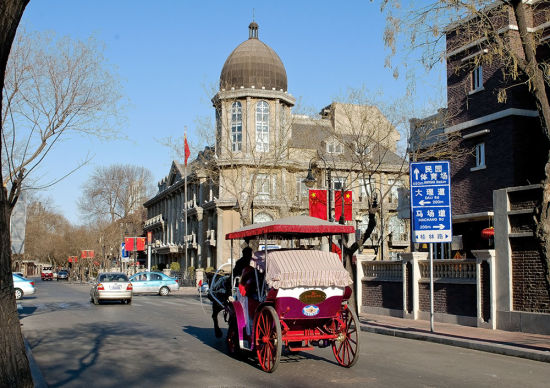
[410,161,452,243]
[121,242,128,258]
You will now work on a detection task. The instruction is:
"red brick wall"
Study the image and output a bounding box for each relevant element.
[511,238,550,313]
[362,281,403,310]
[449,115,547,216]
[418,282,477,317]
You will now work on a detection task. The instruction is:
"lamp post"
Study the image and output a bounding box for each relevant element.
[355,214,363,253]
[372,189,384,261]
[303,157,333,222]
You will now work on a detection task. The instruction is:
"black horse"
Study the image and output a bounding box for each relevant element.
[206,271,232,338]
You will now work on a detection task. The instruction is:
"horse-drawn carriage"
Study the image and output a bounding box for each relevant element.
[209,215,360,373]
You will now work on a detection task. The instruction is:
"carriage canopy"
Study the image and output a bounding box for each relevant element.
[225,215,355,240]
[251,249,353,289]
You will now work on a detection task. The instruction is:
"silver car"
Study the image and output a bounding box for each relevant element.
[90,272,132,305]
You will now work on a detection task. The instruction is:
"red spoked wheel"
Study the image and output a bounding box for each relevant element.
[332,305,360,367]
[254,306,282,373]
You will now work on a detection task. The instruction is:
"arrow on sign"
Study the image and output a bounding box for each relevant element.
[419,200,431,205]
[414,168,420,180]
[434,224,446,230]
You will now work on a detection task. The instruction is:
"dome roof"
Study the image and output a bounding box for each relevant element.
[220,23,287,92]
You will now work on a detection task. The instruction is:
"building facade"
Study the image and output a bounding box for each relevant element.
[409,1,550,332]
[144,22,410,273]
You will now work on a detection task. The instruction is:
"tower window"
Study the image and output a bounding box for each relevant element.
[231,102,242,152]
[256,101,269,152]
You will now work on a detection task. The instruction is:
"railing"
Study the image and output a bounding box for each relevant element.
[419,259,476,282]
[362,260,403,281]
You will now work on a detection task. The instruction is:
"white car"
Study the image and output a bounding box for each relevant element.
[13,273,36,300]
[90,272,133,305]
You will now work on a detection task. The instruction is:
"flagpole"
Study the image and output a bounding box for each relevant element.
[184,128,188,282]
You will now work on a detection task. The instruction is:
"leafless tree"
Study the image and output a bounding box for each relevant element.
[78,164,153,224]
[381,0,550,285]
[0,4,123,384]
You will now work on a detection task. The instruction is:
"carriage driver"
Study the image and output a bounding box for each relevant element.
[233,246,253,282]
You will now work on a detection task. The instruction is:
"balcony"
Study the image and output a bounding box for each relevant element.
[144,214,164,229]
[390,233,409,247]
[185,233,197,249]
[206,229,216,246]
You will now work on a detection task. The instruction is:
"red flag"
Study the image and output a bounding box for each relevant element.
[334,190,353,221]
[125,237,135,251]
[184,135,191,166]
[309,189,327,220]
[136,237,146,251]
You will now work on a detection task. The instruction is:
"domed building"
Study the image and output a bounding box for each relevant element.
[144,22,408,278]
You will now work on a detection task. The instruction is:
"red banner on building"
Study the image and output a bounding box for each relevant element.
[125,237,146,251]
[81,250,95,258]
[334,190,353,221]
[309,189,327,220]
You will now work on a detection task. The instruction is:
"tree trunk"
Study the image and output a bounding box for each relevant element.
[512,1,550,291]
[0,1,32,386]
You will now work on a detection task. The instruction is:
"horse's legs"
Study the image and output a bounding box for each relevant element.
[212,303,223,338]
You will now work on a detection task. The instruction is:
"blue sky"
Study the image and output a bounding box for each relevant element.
[19,0,445,225]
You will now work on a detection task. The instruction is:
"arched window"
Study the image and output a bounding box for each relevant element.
[254,212,273,223]
[231,102,242,152]
[389,215,407,241]
[256,100,269,152]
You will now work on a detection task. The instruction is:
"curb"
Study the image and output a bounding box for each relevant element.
[24,338,47,388]
[360,323,550,363]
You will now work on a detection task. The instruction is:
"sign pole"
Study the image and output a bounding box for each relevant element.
[430,243,434,332]
[409,160,452,335]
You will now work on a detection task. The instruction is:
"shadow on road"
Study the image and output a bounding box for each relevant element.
[26,322,181,387]
[181,324,340,371]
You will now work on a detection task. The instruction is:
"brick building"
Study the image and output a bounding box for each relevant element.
[408,1,550,333]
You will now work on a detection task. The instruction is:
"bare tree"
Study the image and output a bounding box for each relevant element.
[78,164,153,225]
[0,2,32,385]
[382,0,550,284]
[0,5,123,384]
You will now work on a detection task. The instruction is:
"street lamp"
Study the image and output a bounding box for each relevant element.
[303,157,333,222]
[355,214,363,253]
[372,190,384,261]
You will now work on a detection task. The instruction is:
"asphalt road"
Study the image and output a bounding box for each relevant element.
[19,280,550,388]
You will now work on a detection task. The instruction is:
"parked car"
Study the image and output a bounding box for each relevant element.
[90,272,132,305]
[57,270,69,281]
[13,272,25,278]
[13,273,35,300]
[129,271,179,296]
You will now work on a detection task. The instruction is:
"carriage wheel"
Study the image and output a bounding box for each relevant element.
[332,305,360,367]
[254,306,282,373]
[226,317,244,359]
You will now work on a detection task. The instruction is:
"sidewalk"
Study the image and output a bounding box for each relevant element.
[359,313,550,363]
[155,287,550,363]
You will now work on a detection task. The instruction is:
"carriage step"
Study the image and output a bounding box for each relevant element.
[288,346,314,352]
